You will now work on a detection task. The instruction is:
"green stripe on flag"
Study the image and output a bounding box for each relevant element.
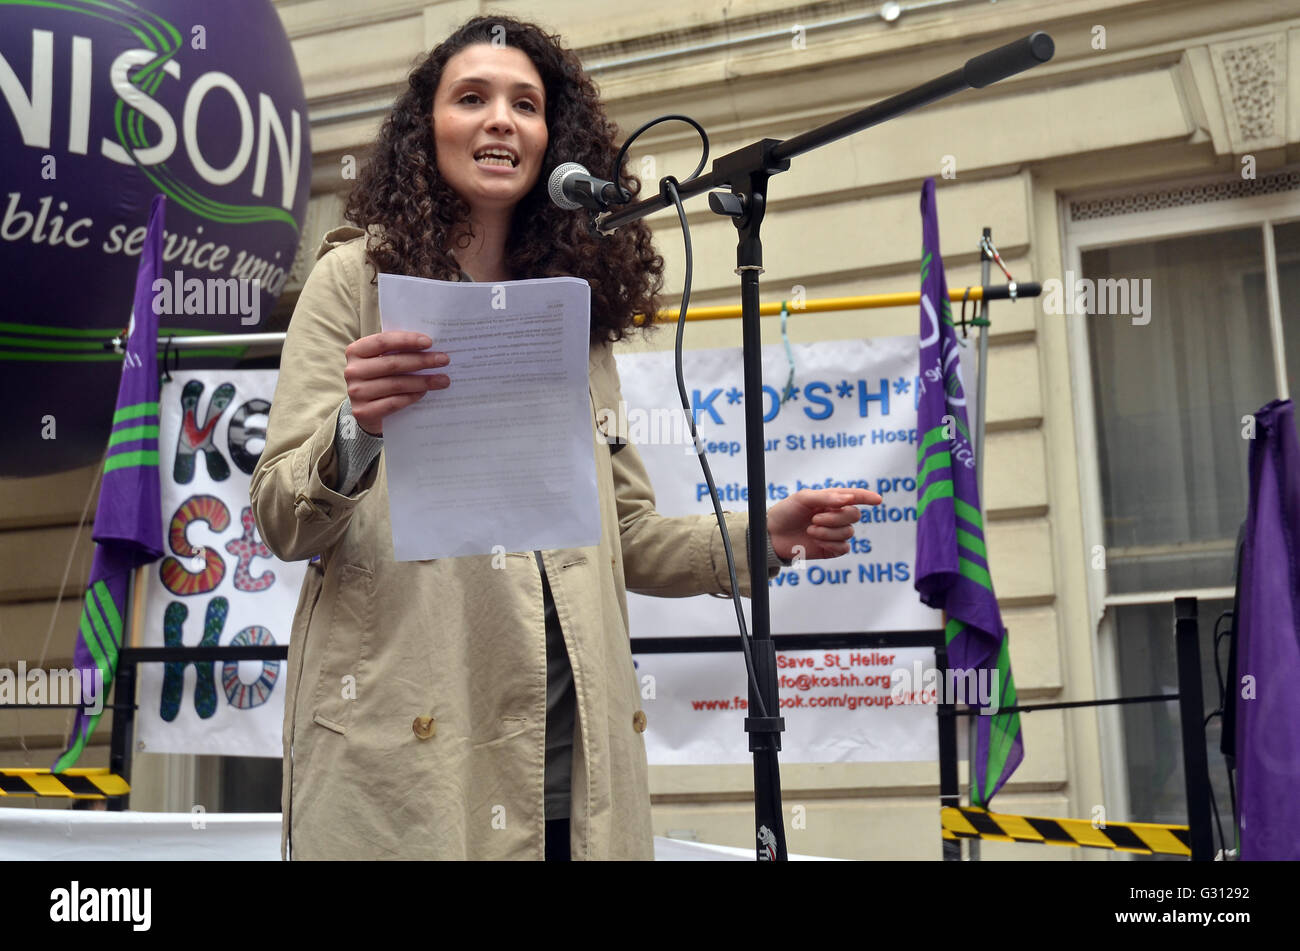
[52,729,90,773]
[953,413,970,441]
[975,637,1021,807]
[918,451,951,482]
[958,557,993,591]
[954,498,983,531]
[104,450,159,474]
[113,402,159,425]
[916,426,949,460]
[956,528,986,560]
[78,610,110,679]
[997,643,1018,709]
[917,479,952,518]
[108,424,158,447]
[944,618,964,646]
[83,591,118,668]
[93,580,123,647]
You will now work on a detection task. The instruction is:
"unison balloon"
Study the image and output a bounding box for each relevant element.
[0,0,310,477]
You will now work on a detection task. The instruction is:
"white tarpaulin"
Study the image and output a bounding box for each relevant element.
[0,808,283,861]
[615,339,943,764]
[135,370,304,757]
[0,809,832,861]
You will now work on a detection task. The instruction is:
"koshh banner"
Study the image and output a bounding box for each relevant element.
[0,0,310,477]
[135,369,305,757]
[616,339,947,765]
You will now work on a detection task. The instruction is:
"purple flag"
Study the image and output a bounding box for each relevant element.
[913,178,1023,806]
[53,195,167,771]
[1235,399,1300,859]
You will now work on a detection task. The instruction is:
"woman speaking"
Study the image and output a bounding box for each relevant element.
[251,14,878,861]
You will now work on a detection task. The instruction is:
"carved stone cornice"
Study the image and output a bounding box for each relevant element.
[1209,33,1287,152]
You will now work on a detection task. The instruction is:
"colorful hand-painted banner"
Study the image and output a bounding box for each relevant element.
[135,369,305,757]
[617,338,948,764]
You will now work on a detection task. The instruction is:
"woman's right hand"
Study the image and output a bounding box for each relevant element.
[343,331,450,436]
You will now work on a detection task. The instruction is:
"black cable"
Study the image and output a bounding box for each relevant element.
[1203,706,1226,856]
[611,115,709,204]
[1212,610,1231,709]
[1203,614,1229,725]
[1226,755,1239,856]
[602,113,765,715]
[1215,611,1238,831]
[1207,780,1225,859]
[1214,610,1239,854]
[1201,610,1236,857]
[661,175,768,721]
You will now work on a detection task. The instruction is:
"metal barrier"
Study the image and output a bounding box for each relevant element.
[941,806,1191,856]
[936,597,1216,860]
[6,598,1217,859]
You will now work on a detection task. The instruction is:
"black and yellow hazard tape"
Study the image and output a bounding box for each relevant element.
[941,806,1190,856]
[0,768,130,799]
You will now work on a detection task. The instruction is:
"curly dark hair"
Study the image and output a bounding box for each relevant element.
[345,15,664,344]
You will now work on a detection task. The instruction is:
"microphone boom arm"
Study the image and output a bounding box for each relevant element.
[595,31,1054,234]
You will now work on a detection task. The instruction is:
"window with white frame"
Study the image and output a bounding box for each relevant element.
[1066,170,1300,856]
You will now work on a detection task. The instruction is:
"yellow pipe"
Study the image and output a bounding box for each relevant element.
[648,285,988,323]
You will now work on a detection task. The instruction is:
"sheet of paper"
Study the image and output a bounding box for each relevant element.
[377,273,599,561]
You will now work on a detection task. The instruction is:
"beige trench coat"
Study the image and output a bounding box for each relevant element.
[250,227,758,860]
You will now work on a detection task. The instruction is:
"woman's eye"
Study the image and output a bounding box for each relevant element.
[456,93,539,112]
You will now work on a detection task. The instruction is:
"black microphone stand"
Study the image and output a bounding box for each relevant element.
[597,31,1055,861]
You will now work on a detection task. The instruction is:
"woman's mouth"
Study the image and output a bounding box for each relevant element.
[474,147,519,168]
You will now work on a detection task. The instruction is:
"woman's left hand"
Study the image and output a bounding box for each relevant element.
[766,488,883,562]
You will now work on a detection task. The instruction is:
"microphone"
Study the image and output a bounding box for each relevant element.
[548,162,624,211]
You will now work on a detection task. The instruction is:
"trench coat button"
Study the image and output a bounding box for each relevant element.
[412,716,436,739]
[632,710,647,733]
[294,492,329,520]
